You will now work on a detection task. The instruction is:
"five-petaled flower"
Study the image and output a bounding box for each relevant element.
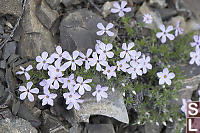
[16,65,33,80]
[79,49,93,70]
[47,71,63,89]
[138,55,152,74]
[96,23,114,36]
[48,60,67,75]
[92,85,108,102]
[89,52,108,71]
[103,65,117,79]
[127,61,142,79]
[175,21,184,37]
[60,74,76,90]
[157,68,175,85]
[51,46,70,61]
[111,1,131,17]
[156,25,175,43]
[38,89,57,106]
[74,76,92,95]
[36,51,54,70]
[116,59,130,72]
[190,35,200,48]
[189,46,200,66]
[19,82,39,102]
[120,42,135,62]
[96,42,114,59]
[143,14,153,24]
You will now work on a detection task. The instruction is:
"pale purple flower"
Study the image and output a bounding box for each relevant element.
[198,90,200,96]
[79,49,93,70]
[143,14,153,24]
[48,60,67,75]
[131,51,141,64]
[51,46,70,61]
[92,85,108,102]
[63,50,83,71]
[19,82,39,102]
[74,76,92,95]
[38,89,57,106]
[95,40,104,53]
[181,99,191,114]
[97,42,114,59]
[60,74,76,90]
[89,52,108,71]
[96,23,114,36]
[138,55,152,74]
[47,71,63,89]
[120,42,135,62]
[127,61,142,79]
[175,21,184,37]
[156,25,175,43]
[16,65,33,80]
[36,52,54,70]
[111,1,131,17]
[157,68,175,85]
[190,35,200,48]
[189,46,200,66]
[63,90,84,110]
[39,79,54,92]
[116,59,130,72]
[103,65,116,79]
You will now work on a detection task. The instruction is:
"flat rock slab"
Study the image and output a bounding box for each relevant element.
[85,124,115,133]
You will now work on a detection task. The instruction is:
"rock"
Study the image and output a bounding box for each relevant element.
[0,60,6,69]
[149,0,167,8]
[69,125,85,133]
[0,0,23,17]
[19,0,56,58]
[0,82,5,97]
[0,25,4,34]
[5,68,17,93]
[3,41,16,60]
[0,118,38,133]
[136,2,163,29]
[117,125,137,133]
[85,124,115,133]
[132,0,145,4]
[62,0,81,7]
[0,108,13,120]
[155,8,177,20]
[60,9,117,53]
[36,0,59,29]
[7,54,20,67]
[46,0,61,9]
[102,1,114,18]
[0,69,5,82]
[144,122,162,133]
[11,100,20,116]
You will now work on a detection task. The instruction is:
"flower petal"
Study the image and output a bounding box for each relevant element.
[36,56,42,62]
[30,88,39,94]
[97,30,105,36]
[42,52,48,59]
[27,82,33,89]
[106,31,114,36]
[106,23,114,30]
[20,92,27,100]
[26,65,33,71]
[19,86,27,92]
[56,46,62,55]
[28,93,34,102]
[121,1,127,8]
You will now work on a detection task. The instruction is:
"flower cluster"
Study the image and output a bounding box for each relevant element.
[189,35,200,66]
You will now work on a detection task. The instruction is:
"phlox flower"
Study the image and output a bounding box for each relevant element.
[19,82,39,102]
[189,46,200,66]
[181,99,191,114]
[103,65,116,79]
[63,90,84,110]
[120,42,135,62]
[190,35,200,48]
[74,76,92,95]
[60,74,76,89]
[127,61,142,79]
[16,65,33,80]
[116,59,130,72]
[111,1,131,17]
[79,49,93,70]
[96,23,114,37]
[175,21,184,37]
[138,55,152,74]
[131,51,141,64]
[51,46,70,61]
[96,42,114,59]
[157,68,175,85]
[47,71,63,89]
[36,51,54,70]
[89,52,108,71]
[143,14,153,24]
[156,25,175,43]
[92,85,108,102]
[63,50,83,71]
[48,60,67,75]
[39,79,54,92]
[38,89,57,106]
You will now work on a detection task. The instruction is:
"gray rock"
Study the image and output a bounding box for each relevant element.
[5,68,17,94]
[62,0,81,7]
[0,108,13,120]
[3,41,16,60]
[36,0,59,29]
[0,25,4,34]
[149,0,167,8]
[0,0,23,17]
[46,0,61,9]
[132,0,145,4]
[0,69,5,82]
[69,125,84,133]
[0,118,38,133]
[85,124,115,133]
[156,8,177,20]
[11,101,20,116]
[144,122,162,133]
[0,82,5,97]
[60,9,116,53]
[0,60,6,69]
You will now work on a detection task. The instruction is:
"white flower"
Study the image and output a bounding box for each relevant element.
[190,35,200,48]
[181,99,191,114]
[60,74,76,90]
[39,79,54,92]
[51,46,70,61]
[19,82,39,102]
[63,50,83,71]
[63,90,84,110]
[130,51,141,64]
[96,23,114,36]
[79,49,93,70]
[190,46,200,66]
[97,42,114,59]
[47,71,63,89]
[16,65,33,80]
[116,59,130,72]
[36,52,54,70]
[127,61,142,79]
[111,1,131,17]
[95,40,104,53]
[103,65,116,79]
[143,14,153,24]
[74,76,92,95]
[175,21,184,37]
[157,68,175,85]
[156,25,175,43]
[92,85,108,102]
[38,89,57,106]
[48,60,67,75]
[138,55,152,74]
[89,52,108,71]
[120,42,135,62]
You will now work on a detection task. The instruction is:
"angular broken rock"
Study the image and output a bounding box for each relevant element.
[85,124,115,133]
[149,0,167,8]
[3,41,16,60]
[59,9,117,53]
[46,0,61,10]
